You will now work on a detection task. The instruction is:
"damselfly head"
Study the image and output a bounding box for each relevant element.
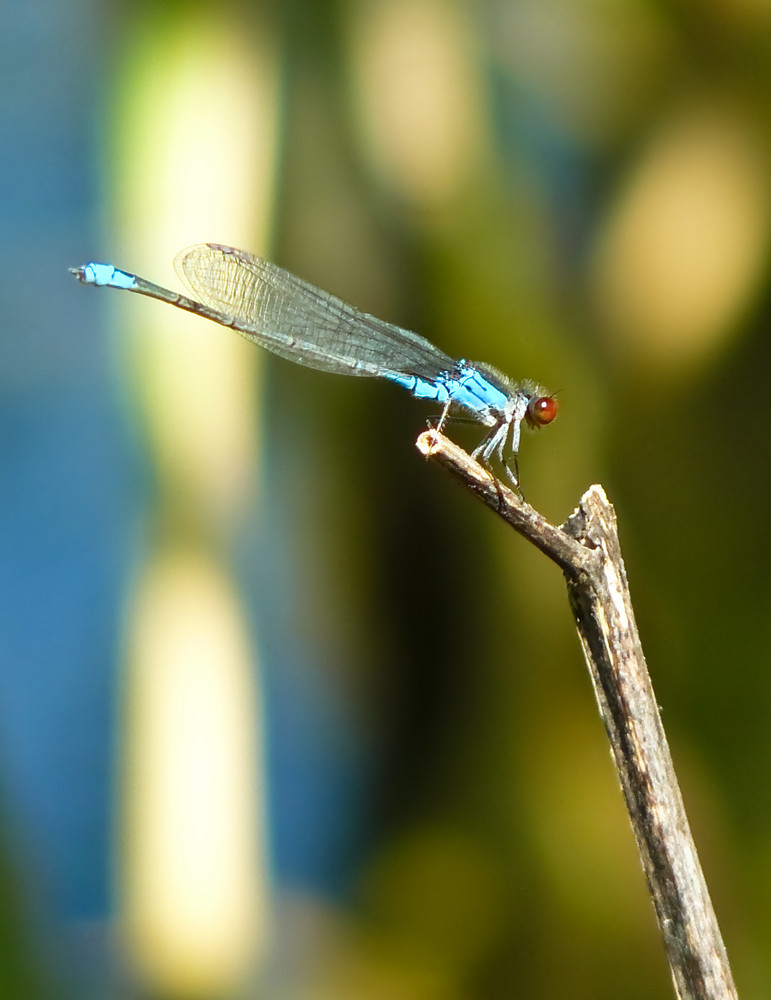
[526,394,559,429]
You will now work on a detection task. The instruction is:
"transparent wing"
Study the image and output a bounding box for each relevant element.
[175,244,456,380]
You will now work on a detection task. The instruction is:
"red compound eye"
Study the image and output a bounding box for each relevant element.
[528,395,559,428]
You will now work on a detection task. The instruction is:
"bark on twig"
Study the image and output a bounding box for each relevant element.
[416,429,737,1000]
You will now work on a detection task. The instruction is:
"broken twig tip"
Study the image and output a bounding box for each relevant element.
[417,428,441,459]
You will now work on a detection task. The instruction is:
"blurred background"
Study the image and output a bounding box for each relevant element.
[2,0,771,997]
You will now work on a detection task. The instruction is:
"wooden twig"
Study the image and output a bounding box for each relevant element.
[416,429,737,1000]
